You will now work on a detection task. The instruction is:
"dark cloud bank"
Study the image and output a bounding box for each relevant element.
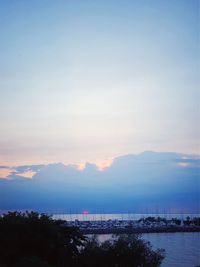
[0,152,199,213]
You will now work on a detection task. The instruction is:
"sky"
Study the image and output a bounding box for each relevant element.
[0,0,199,167]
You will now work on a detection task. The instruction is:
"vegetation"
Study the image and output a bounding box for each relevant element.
[0,212,165,267]
[78,234,164,267]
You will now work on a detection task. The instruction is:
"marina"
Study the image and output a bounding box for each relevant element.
[56,214,200,234]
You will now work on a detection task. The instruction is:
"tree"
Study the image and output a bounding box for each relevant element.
[0,211,84,267]
[78,234,165,267]
[0,212,165,267]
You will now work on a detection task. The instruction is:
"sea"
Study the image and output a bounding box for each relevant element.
[98,232,200,267]
[52,213,200,267]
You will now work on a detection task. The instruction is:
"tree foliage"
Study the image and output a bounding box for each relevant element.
[0,212,165,267]
[78,234,164,267]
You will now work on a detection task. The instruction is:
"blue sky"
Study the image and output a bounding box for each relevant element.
[0,0,199,166]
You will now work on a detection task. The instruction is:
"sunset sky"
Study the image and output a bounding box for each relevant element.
[0,0,199,166]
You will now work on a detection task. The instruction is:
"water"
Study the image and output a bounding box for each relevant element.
[52,213,200,221]
[97,232,200,267]
[143,232,200,267]
[53,213,200,266]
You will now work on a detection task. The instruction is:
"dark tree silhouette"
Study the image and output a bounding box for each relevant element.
[0,212,165,267]
[78,234,164,267]
[0,211,84,267]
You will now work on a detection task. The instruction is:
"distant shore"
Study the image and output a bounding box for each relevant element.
[62,216,200,235]
[80,226,200,235]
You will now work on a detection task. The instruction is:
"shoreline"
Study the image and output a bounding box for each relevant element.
[80,226,200,235]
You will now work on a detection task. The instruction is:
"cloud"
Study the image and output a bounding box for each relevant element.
[15,170,37,178]
[0,166,10,169]
[0,167,13,179]
[95,159,113,171]
[0,164,46,179]
[0,151,199,213]
[15,165,45,173]
[177,162,191,167]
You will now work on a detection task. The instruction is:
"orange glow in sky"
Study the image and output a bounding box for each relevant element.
[95,159,113,171]
[16,171,37,178]
[0,168,12,179]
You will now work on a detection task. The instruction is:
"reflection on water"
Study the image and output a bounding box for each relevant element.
[96,232,200,267]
